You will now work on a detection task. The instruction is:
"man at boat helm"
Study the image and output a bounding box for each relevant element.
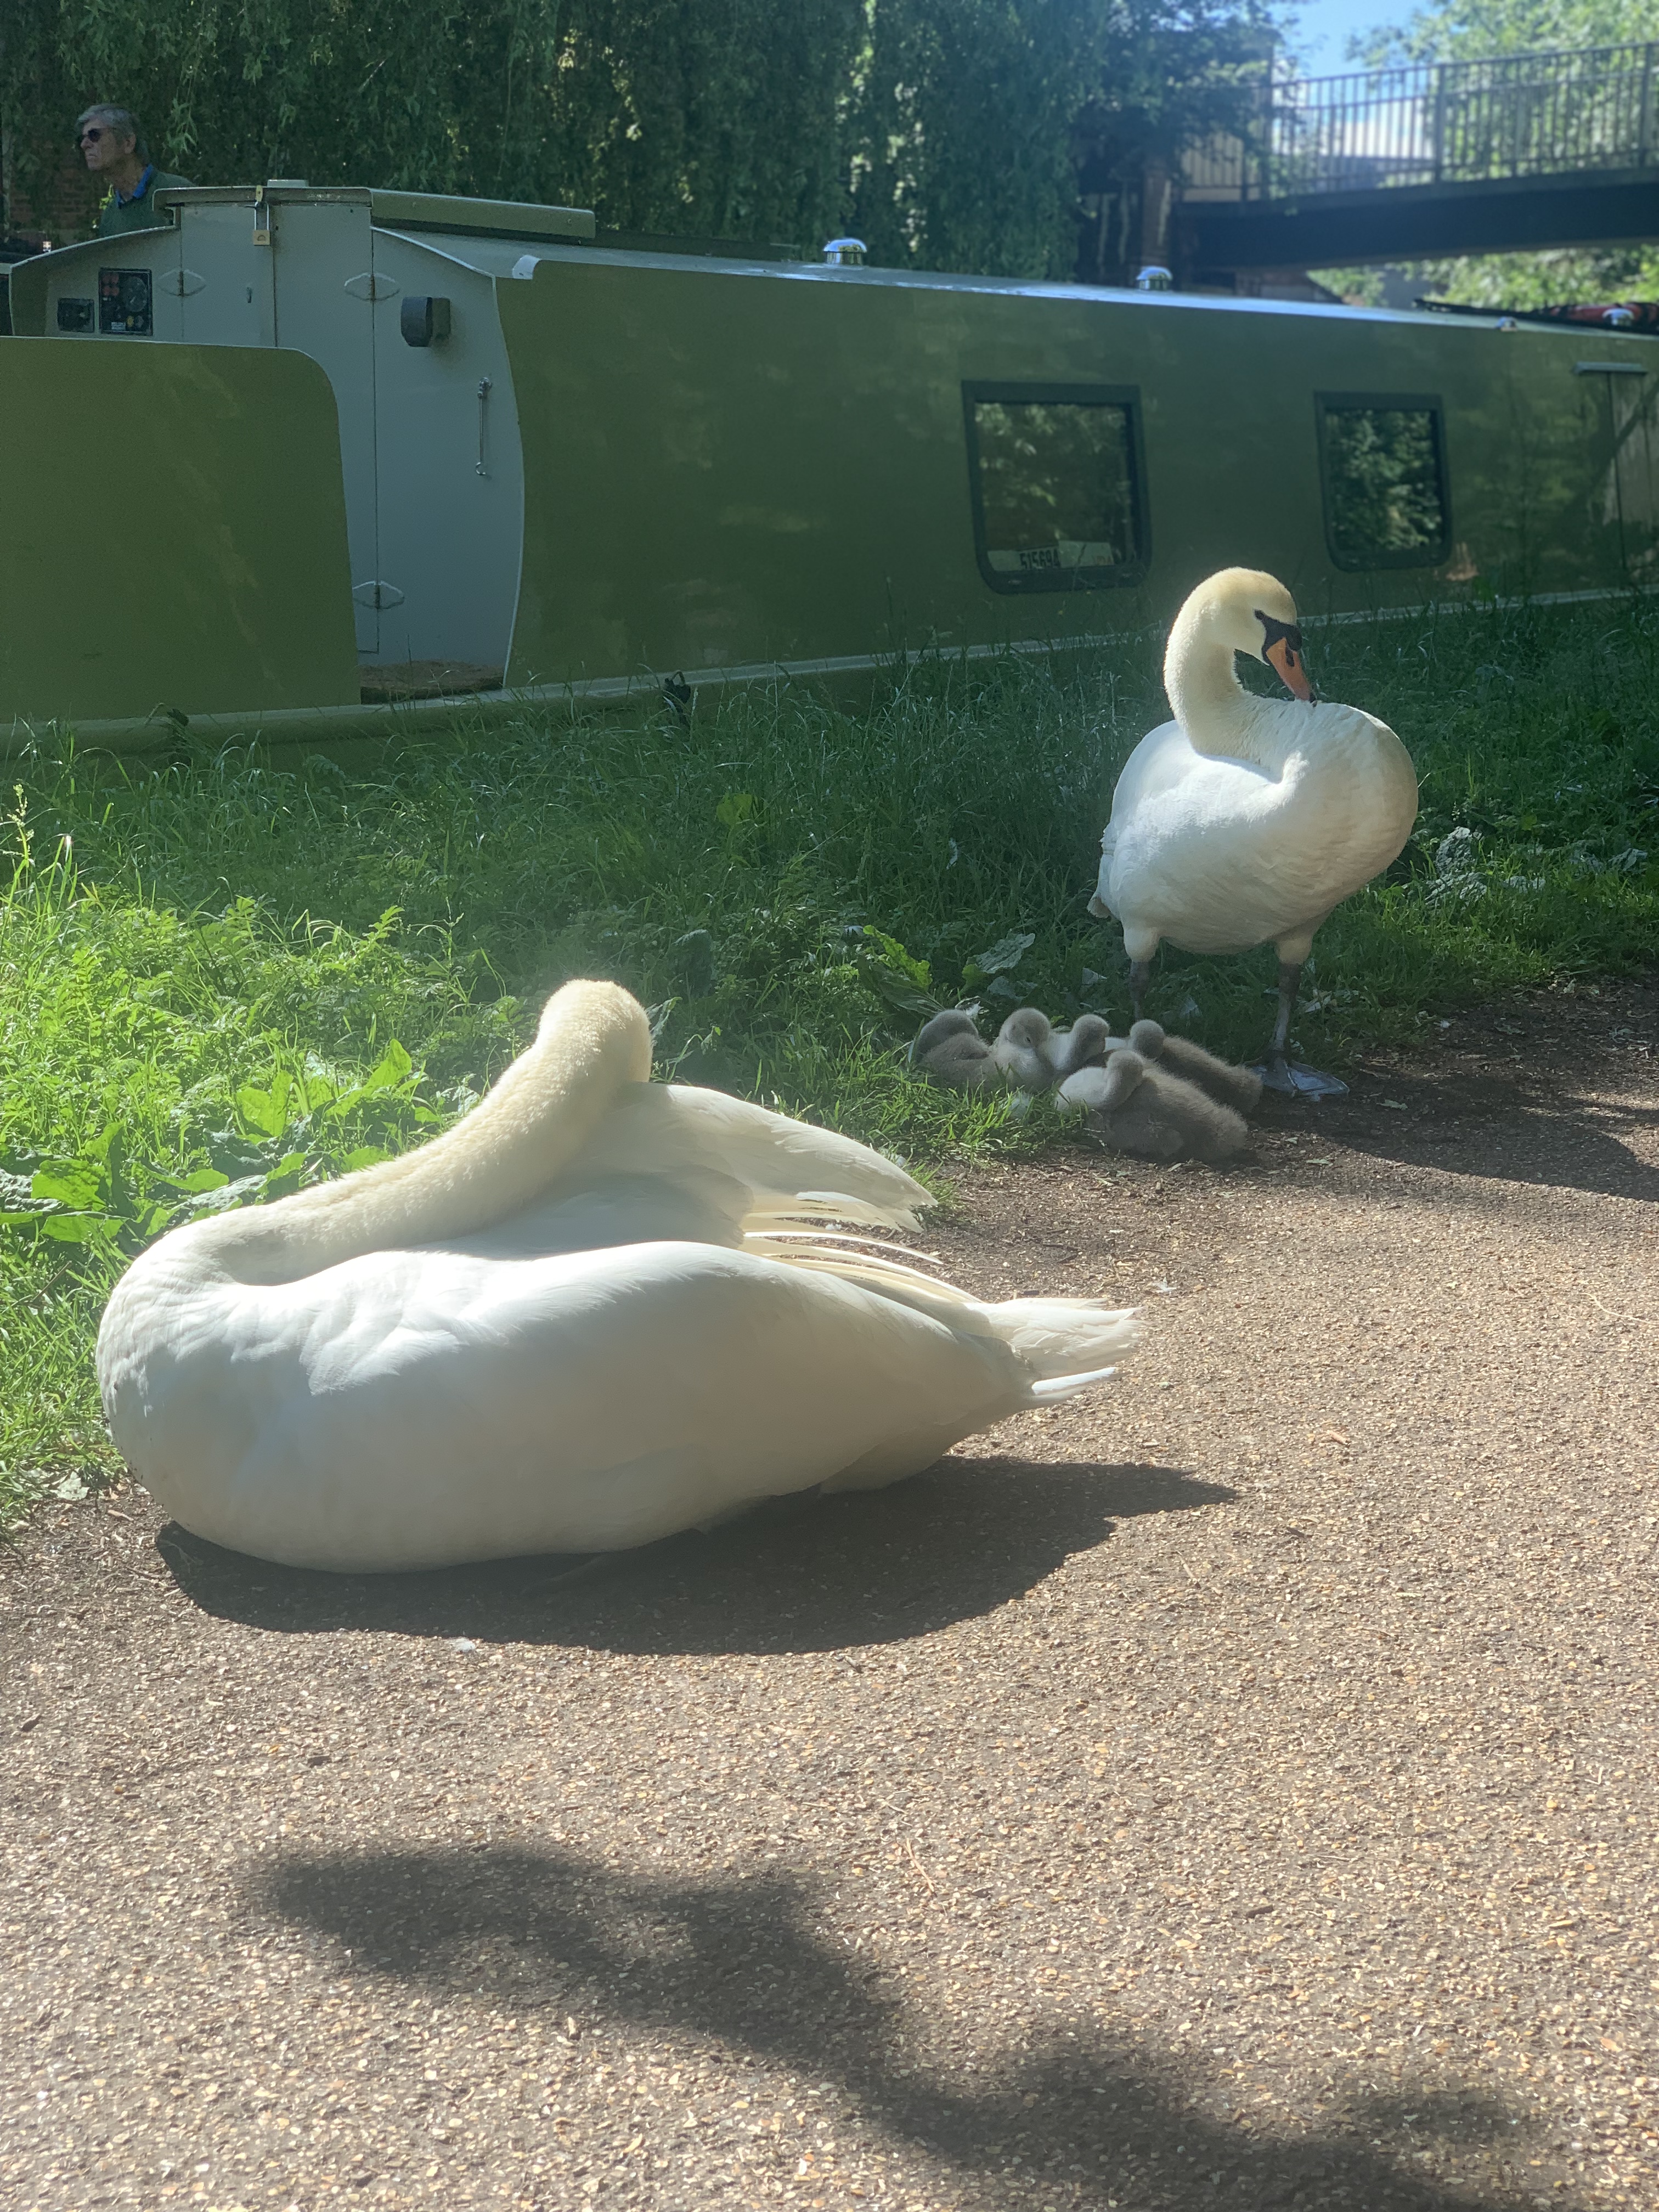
[78,105,191,235]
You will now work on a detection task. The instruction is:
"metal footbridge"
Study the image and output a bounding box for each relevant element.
[1183,40,1659,271]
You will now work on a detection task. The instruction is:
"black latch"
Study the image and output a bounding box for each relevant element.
[400,295,452,347]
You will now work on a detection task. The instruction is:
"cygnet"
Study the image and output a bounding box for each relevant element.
[910,1009,1001,1092]
[1056,1049,1249,1163]
[991,1008,1057,1093]
[1042,1013,1119,1081]
[1126,1020,1263,1115]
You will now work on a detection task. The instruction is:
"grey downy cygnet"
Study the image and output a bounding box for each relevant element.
[991,1008,1057,1093]
[911,1009,1001,1092]
[1042,1013,1119,1082]
[1126,1020,1263,1115]
[1056,1047,1249,1163]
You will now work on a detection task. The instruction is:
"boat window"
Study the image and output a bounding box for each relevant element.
[1316,394,1449,569]
[964,383,1148,592]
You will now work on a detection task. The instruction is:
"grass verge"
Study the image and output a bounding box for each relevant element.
[3,595,1656,1523]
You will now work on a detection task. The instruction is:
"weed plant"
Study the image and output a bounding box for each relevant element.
[2,596,1655,1520]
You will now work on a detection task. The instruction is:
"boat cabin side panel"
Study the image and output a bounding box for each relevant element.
[498,253,1650,685]
[2,340,357,723]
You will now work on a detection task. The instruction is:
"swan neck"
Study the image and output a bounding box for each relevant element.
[167,981,652,1288]
[1164,601,1255,758]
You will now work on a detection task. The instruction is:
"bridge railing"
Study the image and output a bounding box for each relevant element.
[1184,38,1659,201]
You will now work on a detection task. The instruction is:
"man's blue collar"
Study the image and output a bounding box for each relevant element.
[115,163,156,207]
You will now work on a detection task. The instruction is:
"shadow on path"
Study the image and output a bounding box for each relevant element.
[156,1460,1229,1653]
[1267,1064,1659,1205]
[256,1844,1553,2212]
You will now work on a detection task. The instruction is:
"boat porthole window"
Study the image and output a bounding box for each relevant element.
[1316,393,1450,569]
[963,382,1149,592]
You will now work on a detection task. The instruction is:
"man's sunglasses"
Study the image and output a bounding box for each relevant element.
[78,127,109,144]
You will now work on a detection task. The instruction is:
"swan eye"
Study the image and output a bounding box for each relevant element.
[1254,610,1304,660]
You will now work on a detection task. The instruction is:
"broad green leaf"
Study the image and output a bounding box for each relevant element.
[715,790,757,830]
[971,930,1035,977]
[859,927,931,989]
[40,1214,108,1243]
[31,1162,104,1211]
[176,1169,230,1194]
[864,969,943,1018]
[338,1146,391,1172]
[235,1070,292,1139]
[357,1040,415,1095]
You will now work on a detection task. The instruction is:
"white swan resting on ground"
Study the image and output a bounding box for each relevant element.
[1090,568,1418,1096]
[97,983,1141,1572]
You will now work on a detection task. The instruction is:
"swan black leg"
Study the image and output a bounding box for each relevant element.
[1254,959,1348,1098]
[1128,957,1153,1022]
[1269,960,1300,1064]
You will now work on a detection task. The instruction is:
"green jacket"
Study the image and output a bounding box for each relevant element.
[98,168,192,236]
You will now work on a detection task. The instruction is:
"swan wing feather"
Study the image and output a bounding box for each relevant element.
[1101,696,1417,955]
[550,1081,932,1233]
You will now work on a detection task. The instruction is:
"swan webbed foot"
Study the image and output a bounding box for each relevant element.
[1252,1056,1350,1099]
[1259,958,1346,1094]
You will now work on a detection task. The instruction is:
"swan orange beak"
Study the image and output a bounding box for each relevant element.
[1266,634,1315,702]
[1265,637,1318,703]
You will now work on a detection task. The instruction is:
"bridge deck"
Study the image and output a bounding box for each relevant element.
[1181,40,1659,271]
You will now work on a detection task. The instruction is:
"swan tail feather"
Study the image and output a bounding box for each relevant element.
[755,1242,1143,1397]
[1030,1364,1123,1402]
[989,1296,1144,1382]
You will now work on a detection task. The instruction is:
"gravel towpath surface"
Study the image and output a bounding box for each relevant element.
[3,985,1656,2212]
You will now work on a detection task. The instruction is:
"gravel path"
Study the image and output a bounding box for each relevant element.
[3,984,1656,2212]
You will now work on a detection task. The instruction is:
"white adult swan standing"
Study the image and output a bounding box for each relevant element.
[97,982,1140,1572]
[1090,568,1418,1096]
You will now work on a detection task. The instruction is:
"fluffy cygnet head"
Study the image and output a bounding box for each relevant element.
[1166,568,1313,705]
[1127,1019,1166,1060]
[1098,1049,1149,1112]
[995,1008,1051,1051]
[911,1009,1003,1093]
[992,1008,1056,1092]
[1043,1013,1115,1079]
[910,1009,980,1065]
[1055,1053,1144,1115]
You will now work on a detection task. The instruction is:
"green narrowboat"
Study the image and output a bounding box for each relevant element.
[4,183,1655,747]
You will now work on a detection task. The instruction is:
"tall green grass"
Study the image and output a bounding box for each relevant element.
[3,596,1656,1520]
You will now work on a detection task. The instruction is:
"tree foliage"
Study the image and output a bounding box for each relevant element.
[2,0,1272,279]
[1356,0,1654,64]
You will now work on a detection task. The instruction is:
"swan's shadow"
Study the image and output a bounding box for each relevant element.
[1282,1063,1659,1205]
[156,1458,1230,1653]
[253,1842,1550,2211]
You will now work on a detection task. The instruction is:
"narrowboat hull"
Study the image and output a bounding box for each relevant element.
[5,185,1655,743]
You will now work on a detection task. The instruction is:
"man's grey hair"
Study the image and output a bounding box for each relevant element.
[76,105,145,156]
